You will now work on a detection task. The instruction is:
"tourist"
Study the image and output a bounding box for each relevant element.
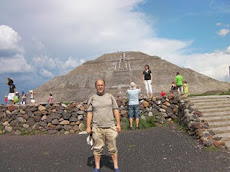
[184,81,189,97]
[126,82,141,130]
[48,94,53,103]
[161,91,166,97]
[175,72,184,95]
[30,90,35,103]
[14,92,19,105]
[7,78,16,104]
[86,79,121,172]
[170,81,176,93]
[4,96,8,105]
[142,64,153,98]
[21,91,26,105]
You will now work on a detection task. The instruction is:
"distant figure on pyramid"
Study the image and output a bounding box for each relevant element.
[4,95,8,105]
[183,81,189,97]
[170,81,177,93]
[48,94,53,103]
[143,64,153,98]
[175,72,184,95]
[30,90,35,103]
[21,91,26,105]
[7,78,16,104]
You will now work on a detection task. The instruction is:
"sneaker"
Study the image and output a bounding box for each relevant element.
[136,126,139,130]
[114,168,120,172]
[128,126,133,130]
[93,168,101,172]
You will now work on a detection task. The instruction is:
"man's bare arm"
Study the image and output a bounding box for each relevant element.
[86,112,93,134]
[114,109,121,132]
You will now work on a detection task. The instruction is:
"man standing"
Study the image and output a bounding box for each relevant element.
[126,82,141,130]
[87,79,121,172]
[7,78,16,104]
[175,72,184,95]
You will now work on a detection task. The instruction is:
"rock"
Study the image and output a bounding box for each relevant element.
[60,120,70,125]
[152,108,159,116]
[152,97,157,101]
[33,116,41,122]
[63,113,71,120]
[14,130,22,135]
[2,121,9,126]
[73,125,79,131]
[64,131,70,134]
[77,111,85,115]
[38,105,46,111]
[17,117,26,123]
[143,101,149,108]
[8,105,17,112]
[69,129,75,134]
[120,110,128,118]
[79,123,85,131]
[5,126,13,132]
[5,110,11,116]
[69,117,78,122]
[164,102,171,107]
[23,114,29,120]
[20,109,26,114]
[63,125,72,131]
[48,130,58,134]
[10,120,18,127]
[159,109,166,113]
[61,103,68,108]
[140,115,146,121]
[78,115,84,120]
[49,124,56,130]
[41,115,47,121]
[148,112,153,117]
[27,118,35,126]
[213,140,225,148]
[52,119,59,125]
[38,121,47,127]
[23,124,30,129]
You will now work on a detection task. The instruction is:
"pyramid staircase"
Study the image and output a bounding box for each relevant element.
[188,95,230,148]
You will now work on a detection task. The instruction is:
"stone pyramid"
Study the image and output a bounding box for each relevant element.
[34,51,230,102]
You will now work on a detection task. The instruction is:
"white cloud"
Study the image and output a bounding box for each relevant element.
[0,25,24,56]
[0,54,32,73]
[40,68,54,78]
[184,46,230,81]
[217,28,230,36]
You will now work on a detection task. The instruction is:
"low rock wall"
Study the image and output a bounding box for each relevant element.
[0,94,225,148]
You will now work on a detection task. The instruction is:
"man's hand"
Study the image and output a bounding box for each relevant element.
[87,127,92,134]
[116,125,121,132]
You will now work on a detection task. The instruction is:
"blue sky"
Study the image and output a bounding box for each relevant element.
[0,0,230,103]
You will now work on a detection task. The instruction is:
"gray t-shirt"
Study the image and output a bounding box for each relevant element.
[87,93,119,128]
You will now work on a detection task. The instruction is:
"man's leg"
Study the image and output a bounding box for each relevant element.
[135,105,140,128]
[94,155,101,169]
[136,118,139,128]
[129,118,133,128]
[111,153,119,169]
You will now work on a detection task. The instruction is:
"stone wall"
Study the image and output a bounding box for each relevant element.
[0,94,226,148]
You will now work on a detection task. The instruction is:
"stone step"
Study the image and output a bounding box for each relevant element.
[226,141,230,148]
[201,111,230,117]
[215,132,230,139]
[208,121,230,128]
[199,107,230,113]
[200,115,230,122]
[193,103,230,110]
[211,126,230,134]
[193,101,230,106]
[188,95,230,100]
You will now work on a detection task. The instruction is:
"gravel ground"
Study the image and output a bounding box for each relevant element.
[0,125,230,172]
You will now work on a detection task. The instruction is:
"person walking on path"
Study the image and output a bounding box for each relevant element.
[126,82,141,130]
[48,94,53,103]
[4,96,8,105]
[7,78,16,104]
[86,79,121,172]
[175,72,184,95]
[21,91,26,105]
[142,64,153,98]
[183,81,189,97]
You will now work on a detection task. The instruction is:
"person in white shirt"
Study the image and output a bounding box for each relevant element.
[126,82,141,130]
